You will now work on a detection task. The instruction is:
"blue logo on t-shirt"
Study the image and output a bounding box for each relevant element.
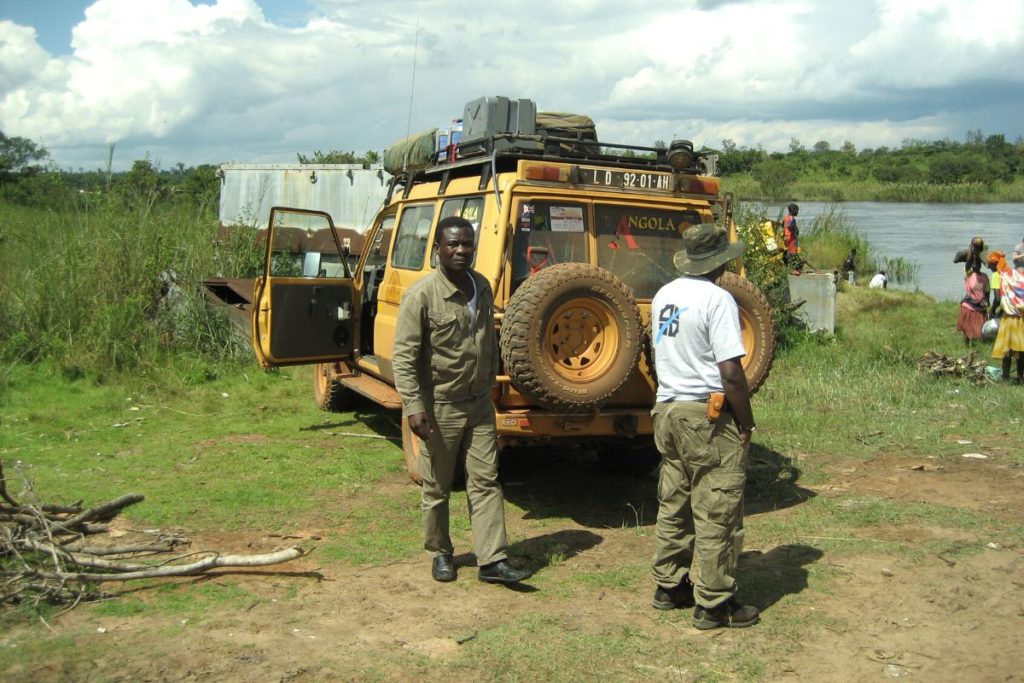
[656,304,688,342]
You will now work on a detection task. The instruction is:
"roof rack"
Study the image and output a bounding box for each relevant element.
[394,132,710,190]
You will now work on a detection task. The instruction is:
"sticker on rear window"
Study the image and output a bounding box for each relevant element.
[550,206,584,232]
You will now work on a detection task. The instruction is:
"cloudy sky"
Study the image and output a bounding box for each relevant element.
[1,0,1022,171]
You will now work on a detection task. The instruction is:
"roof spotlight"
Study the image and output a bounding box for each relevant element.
[666,139,695,171]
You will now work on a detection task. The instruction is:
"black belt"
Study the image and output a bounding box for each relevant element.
[661,396,709,403]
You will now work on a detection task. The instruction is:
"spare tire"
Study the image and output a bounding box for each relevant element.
[500,263,642,412]
[717,271,776,394]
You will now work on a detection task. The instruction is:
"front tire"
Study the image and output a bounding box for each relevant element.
[313,362,355,412]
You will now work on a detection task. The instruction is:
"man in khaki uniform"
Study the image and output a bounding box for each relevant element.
[649,223,759,629]
[393,216,531,585]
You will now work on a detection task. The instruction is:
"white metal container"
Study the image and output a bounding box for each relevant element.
[218,163,391,231]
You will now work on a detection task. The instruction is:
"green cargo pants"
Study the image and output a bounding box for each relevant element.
[651,400,747,609]
[418,396,509,567]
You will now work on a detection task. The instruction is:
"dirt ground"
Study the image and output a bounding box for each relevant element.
[4,444,1023,682]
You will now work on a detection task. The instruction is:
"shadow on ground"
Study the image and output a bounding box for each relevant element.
[740,543,825,611]
[509,528,605,569]
[745,443,817,514]
[299,403,403,439]
[500,446,659,529]
[499,443,815,528]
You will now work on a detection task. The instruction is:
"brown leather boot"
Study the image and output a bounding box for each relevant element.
[651,574,695,610]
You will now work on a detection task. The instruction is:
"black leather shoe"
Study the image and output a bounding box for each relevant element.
[432,553,456,582]
[692,598,760,629]
[652,574,695,610]
[478,559,532,584]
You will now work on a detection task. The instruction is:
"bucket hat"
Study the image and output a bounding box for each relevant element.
[673,224,746,276]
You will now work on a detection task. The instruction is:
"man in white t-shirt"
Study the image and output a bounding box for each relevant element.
[649,223,759,629]
[869,270,888,289]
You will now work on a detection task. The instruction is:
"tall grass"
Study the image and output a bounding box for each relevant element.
[0,193,251,382]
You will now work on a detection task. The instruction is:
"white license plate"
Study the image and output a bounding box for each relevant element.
[583,168,673,191]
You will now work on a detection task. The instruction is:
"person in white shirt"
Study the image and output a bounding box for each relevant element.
[648,223,759,630]
[869,270,888,289]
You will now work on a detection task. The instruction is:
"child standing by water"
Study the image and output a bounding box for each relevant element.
[993,243,1024,384]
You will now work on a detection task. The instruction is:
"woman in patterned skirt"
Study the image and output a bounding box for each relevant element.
[993,243,1024,384]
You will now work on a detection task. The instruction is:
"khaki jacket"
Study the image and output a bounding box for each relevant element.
[392,269,498,416]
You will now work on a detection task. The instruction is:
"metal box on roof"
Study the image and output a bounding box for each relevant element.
[459,96,539,154]
[218,163,391,231]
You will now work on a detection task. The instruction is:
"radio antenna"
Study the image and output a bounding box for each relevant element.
[405,20,420,138]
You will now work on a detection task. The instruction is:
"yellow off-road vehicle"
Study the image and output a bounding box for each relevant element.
[251,97,775,476]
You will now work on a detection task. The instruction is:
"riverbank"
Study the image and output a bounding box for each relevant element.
[724,175,1024,203]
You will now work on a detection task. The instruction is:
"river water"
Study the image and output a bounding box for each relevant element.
[753,202,1023,302]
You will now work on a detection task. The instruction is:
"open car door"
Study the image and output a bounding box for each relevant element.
[251,207,357,368]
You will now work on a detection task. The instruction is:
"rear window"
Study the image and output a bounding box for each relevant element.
[595,205,702,299]
[510,200,588,288]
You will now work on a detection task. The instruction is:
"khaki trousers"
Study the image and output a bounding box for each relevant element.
[418,397,508,566]
[651,400,747,608]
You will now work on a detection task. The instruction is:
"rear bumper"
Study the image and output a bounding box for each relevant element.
[494,408,653,447]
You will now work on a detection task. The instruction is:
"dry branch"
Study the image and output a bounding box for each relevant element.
[59,493,144,529]
[0,459,314,608]
[29,547,308,582]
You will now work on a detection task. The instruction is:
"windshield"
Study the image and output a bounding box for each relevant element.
[595,205,703,299]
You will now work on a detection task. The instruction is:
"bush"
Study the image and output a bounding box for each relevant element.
[733,203,803,347]
[751,160,796,200]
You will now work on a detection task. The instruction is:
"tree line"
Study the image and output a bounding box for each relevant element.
[0,133,385,209]
[709,131,1024,200]
[2,129,1023,207]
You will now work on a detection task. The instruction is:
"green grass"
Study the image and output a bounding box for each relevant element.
[91,581,254,619]
[318,492,423,565]
[0,362,405,531]
[454,613,640,682]
[754,287,1018,466]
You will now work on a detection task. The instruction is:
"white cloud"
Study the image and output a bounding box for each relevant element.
[0,20,50,92]
[0,0,1021,170]
[849,0,1024,87]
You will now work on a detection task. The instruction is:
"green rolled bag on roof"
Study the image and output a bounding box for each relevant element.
[536,112,598,141]
[383,128,438,175]
[537,112,599,154]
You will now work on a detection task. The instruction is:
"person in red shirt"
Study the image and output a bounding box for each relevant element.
[783,203,801,274]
